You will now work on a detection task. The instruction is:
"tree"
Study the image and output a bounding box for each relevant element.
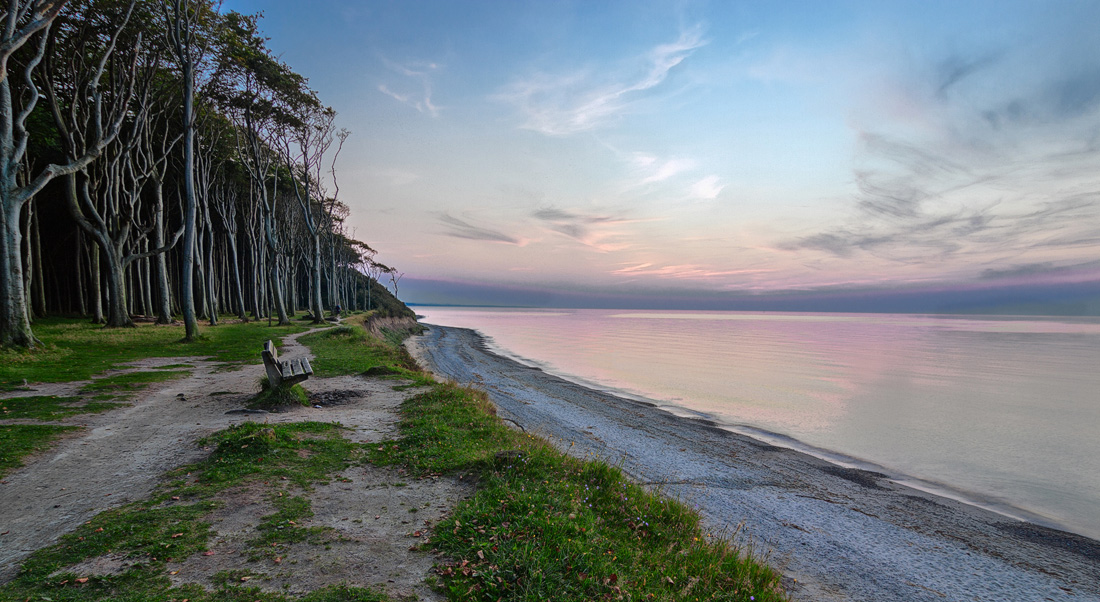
[47,0,179,328]
[0,0,139,347]
[162,0,217,341]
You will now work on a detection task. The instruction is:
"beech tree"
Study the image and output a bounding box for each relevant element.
[0,0,129,347]
[0,3,410,349]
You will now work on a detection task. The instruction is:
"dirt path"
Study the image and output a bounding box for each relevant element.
[0,326,468,599]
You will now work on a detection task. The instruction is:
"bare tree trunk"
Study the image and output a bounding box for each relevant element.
[75,229,87,316]
[226,229,246,320]
[31,200,46,318]
[153,183,172,323]
[89,239,104,324]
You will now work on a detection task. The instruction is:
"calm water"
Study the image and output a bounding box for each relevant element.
[417,307,1100,540]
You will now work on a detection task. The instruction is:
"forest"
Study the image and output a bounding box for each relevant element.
[0,0,407,350]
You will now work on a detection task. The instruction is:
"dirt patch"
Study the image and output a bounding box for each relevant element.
[0,325,465,601]
[166,466,471,600]
[310,389,365,407]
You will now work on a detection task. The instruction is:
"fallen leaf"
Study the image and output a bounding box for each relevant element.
[172,533,183,538]
[75,577,88,583]
[202,551,215,556]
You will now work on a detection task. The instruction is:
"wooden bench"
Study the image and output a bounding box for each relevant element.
[262,340,313,387]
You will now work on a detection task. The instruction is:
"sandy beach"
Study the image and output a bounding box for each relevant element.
[407,324,1100,602]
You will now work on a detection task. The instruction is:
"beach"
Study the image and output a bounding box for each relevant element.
[408,324,1100,602]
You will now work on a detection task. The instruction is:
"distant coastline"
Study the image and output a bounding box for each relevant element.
[401,274,1100,316]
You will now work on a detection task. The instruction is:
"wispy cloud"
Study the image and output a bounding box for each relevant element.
[379,58,441,117]
[690,175,725,199]
[610,262,772,281]
[786,39,1100,274]
[499,26,707,135]
[439,213,524,245]
[633,154,696,184]
[532,206,644,251]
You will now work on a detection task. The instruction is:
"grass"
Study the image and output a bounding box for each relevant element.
[298,317,429,386]
[246,377,310,410]
[80,370,192,398]
[0,396,129,479]
[0,317,310,390]
[0,424,78,478]
[372,383,788,602]
[0,396,124,420]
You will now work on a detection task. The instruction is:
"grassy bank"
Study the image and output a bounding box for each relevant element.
[0,317,309,390]
[0,317,786,601]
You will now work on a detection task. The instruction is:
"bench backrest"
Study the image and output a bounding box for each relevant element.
[262,340,284,386]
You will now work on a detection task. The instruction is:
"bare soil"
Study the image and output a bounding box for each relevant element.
[0,326,469,600]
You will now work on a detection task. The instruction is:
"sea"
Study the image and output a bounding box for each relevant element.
[415,306,1100,541]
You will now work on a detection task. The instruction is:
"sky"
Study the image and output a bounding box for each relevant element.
[221,0,1100,314]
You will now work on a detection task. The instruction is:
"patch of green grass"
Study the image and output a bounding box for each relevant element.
[371,384,515,475]
[81,370,191,396]
[0,317,309,390]
[182,421,361,493]
[247,379,310,410]
[299,321,429,386]
[253,493,331,547]
[153,363,196,370]
[0,396,125,420]
[0,424,78,478]
[373,382,788,602]
[14,501,216,582]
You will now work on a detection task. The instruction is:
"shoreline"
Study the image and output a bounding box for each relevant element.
[465,324,1065,534]
[408,323,1100,602]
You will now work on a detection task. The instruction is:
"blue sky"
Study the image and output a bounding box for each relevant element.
[221,0,1100,313]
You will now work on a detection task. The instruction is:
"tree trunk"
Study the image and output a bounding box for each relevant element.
[262,215,289,325]
[203,205,217,325]
[179,64,198,340]
[152,183,172,324]
[0,197,36,347]
[75,229,87,316]
[310,234,324,322]
[101,242,133,328]
[226,232,246,320]
[90,239,105,324]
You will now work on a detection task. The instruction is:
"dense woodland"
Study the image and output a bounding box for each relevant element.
[0,0,410,349]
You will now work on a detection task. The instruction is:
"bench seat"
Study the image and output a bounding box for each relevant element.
[262,340,313,387]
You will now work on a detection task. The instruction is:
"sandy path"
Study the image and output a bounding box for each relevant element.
[0,325,453,596]
[408,324,1100,602]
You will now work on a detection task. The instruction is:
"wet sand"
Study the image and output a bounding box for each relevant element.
[407,324,1099,602]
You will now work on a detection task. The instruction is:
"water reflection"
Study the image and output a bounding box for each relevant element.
[418,307,1100,540]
